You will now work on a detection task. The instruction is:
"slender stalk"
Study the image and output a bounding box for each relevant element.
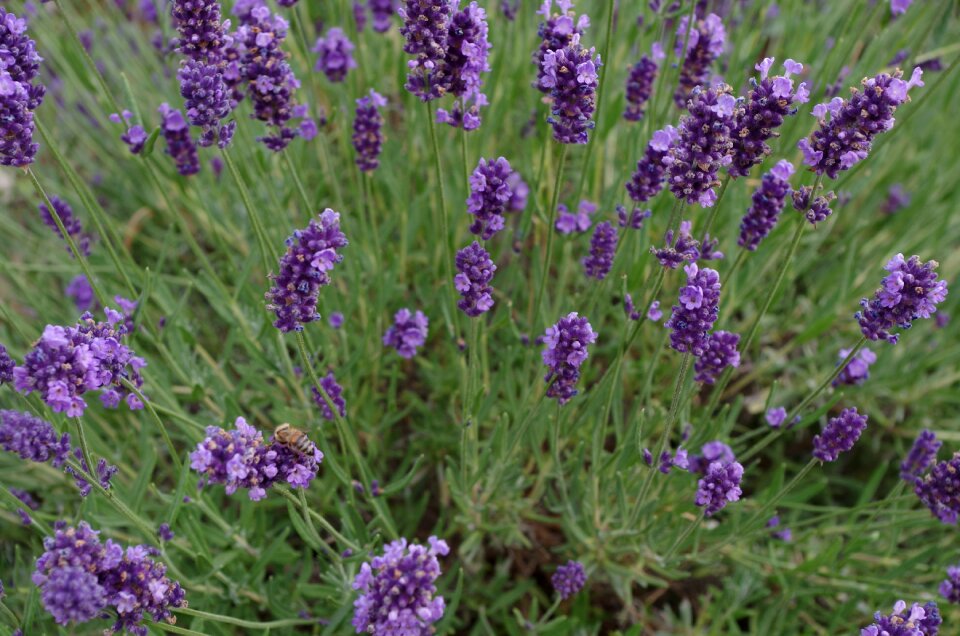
[64,458,157,540]
[283,150,312,211]
[663,512,704,563]
[172,607,319,630]
[72,417,98,491]
[726,248,748,281]
[0,483,52,536]
[425,100,458,336]
[121,379,183,471]
[276,487,361,552]
[0,599,20,627]
[697,175,732,239]
[221,148,276,274]
[532,144,569,328]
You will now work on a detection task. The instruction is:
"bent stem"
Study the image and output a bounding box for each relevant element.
[663,512,705,563]
[65,457,158,540]
[275,486,359,552]
[532,144,569,328]
[172,607,319,630]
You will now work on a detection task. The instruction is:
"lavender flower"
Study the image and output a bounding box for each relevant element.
[861,600,941,636]
[312,371,346,420]
[673,13,725,108]
[353,1,367,31]
[856,254,948,345]
[66,449,119,497]
[399,0,452,101]
[659,447,689,474]
[351,537,449,634]
[38,196,93,258]
[695,460,743,516]
[687,440,735,475]
[383,308,429,358]
[648,300,663,322]
[812,407,868,462]
[551,560,586,600]
[665,263,721,355]
[158,103,200,176]
[369,0,395,33]
[833,347,878,386]
[177,58,235,148]
[940,566,960,605]
[265,209,348,333]
[651,220,700,269]
[1,8,46,109]
[533,0,590,94]
[899,429,940,485]
[728,59,809,178]
[312,28,356,83]
[0,344,14,385]
[664,84,739,207]
[467,157,524,240]
[171,0,226,62]
[352,89,386,172]
[0,70,39,167]
[436,2,491,131]
[890,0,913,15]
[329,312,344,329]
[623,43,664,121]
[190,416,323,499]
[798,68,924,180]
[501,0,519,20]
[0,410,71,466]
[738,160,794,251]
[158,523,175,542]
[915,452,960,524]
[623,294,641,321]
[766,407,787,429]
[882,184,911,214]
[121,125,147,154]
[693,330,740,384]
[455,242,496,317]
[13,311,147,417]
[791,186,836,226]
[555,200,596,234]
[767,515,792,541]
[540,34,601,144]
[541,312,597,405]
[617,205,651,229]
[626,125,679,204]
[698,234,723,261]
[582,222,618,280]
[32,521,187,633]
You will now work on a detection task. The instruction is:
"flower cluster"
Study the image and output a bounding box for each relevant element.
[833,347,877,386]
[455,242,497,317]
[915,452,960,524]
[399,0,452,101]
[791,186,836,226]
[940,566,960,605]
[533,0,590,94]
[540,34,602,144]
[693,330,740,384]
[352,537,449,634]
[623,43,664,121]
[466,157,526,240]
[0,410,71,466]
[767,515,792,542]
[312,27,356,83]
[551,560,586,600]
[856,254,948,345]
[352,89,386,172]
[555,199,596,234]
[617,205,651,230]
[673,13,725,108]
[664,85,739,207]
[171,0,227,62]
[883,184,911,214]
[383,308,429,359]
[798,68,924,179]
[738,160,794,251]
[652,220,700,269]
[32,521,186,633]
[158,103,200,176]
[541,312,597,405]
[0,344,14,385]
[582,222,618,280]
[312,371,346,421]
[190,416,323,500]
[901,429,940,483]
[66,448,120,498]
[177,58,236,148]
[695,460,743,516]
[436,1,491,131]
[728,58,809,178]
[1,8,45,168]
[265,209,348,333]
[812,407,868,462]
[687,440,735,475]
[367,0,396,33]
[626,125,679,204]
[38,196,93,258]
[665,263,721,356]
[13,311,147,417]
[861,600,941,636]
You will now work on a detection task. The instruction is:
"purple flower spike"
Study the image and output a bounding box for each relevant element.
[673,13,725,108]
[541,312,597,405]
[555,200,596,234]
[369,0,395,33]
[312,371,346,421]
[738,160,793,251]
[455,242,497,317]
[693,330,740,384]
[861,600,941,636]
[624,44,663,121]
[467,157,525,240]
[178,58,235,148]
[353,89,386,172]
[158,103,200,176]
[626,125,679,204]
[940,566,960,604]
[766,407,787,429]
[582,222,618,280]
[399,0,452,101]
[541,34,602,144]
[856,254,948,345]
[812,407,868,462]
[0,8,45,168]
[791,186,836,226]
[312,28,357,83]
[891,0,913,16]
[352,537,449,634]
[534,0,590,95]
[688,440,735,475]
[617,205,651,229]
[901,429,940,483]
[171,0,227,62]
[383,308,429,358]
[651,220,700,269]
[833,347,877,386]
[1,410,71,467]
[664,85,740,207]
[551,560,586,600]
[265,209,348,333]
[729,59,808,178]
[66,275,95,312]
[695,460,743,516]
[915,452,960,524]
[436,2,491,131]
[666,263,721,356]
[882,184,911,215]
[799,68,924,180]
[0,344,14,385]
[38,196,93,258]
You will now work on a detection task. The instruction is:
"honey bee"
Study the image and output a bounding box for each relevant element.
[273,423,316,456]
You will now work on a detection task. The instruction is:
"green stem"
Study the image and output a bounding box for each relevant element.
[786,337,867,422]
[172,607,319,630]
[283,150,313,211]
[121,379,183,471]
[72,417,98,492]
[0,482,52,536]
[221,148,276,274]
[663,512,704,563]
[64,458,157,540]
[425,100,458,336]
[697,175,732,239]
[0,599,20,628]
[275,487,360,552]
[532,144,569,328]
